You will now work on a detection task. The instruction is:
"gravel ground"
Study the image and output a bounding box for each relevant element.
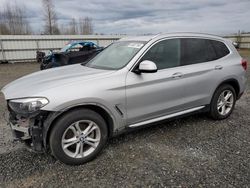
[0,50,249,187]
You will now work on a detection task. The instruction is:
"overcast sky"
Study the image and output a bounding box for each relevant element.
[0,0,249,35]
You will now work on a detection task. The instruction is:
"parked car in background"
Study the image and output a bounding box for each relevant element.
[37,41,104,70]
[232,41,240,49]
[1,33,247,165]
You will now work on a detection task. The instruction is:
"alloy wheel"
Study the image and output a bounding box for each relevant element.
[217,90,234,116]
[61,120,101,158]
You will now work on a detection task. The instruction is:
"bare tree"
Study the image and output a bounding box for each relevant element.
[58,23,66,34]
[69,18,78,34]
[0,23,10,35]
[59,19,78,35]
[79,17,93,35]
[0,3,31,34]
[0,12,9,34]
[60,17,93,35]
[42,0,60,34]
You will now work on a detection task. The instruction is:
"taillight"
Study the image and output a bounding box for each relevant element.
[241,59,247,70]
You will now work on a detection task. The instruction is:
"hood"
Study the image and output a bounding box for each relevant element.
[1,64,114,99]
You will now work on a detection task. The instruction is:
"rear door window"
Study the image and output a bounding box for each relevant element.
[180,38,217,66]
[180,38,230,66]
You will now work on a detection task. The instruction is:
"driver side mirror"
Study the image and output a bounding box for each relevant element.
[137,60,158,73]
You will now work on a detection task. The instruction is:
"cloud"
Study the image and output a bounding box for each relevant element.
[0,0,249,35]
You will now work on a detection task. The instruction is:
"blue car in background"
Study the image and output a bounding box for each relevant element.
[37,41,104,70]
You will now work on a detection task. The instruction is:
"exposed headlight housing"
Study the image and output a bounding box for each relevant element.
[8,97,49,114]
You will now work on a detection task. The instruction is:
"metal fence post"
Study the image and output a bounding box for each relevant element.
[36,40,40,51]
[0,39,6,62]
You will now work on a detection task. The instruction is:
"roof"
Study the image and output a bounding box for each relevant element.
[119,35,156,42]
[119,32,225,42]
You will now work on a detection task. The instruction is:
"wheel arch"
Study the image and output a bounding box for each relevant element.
[43,104,115,150]
[212,78,240,101]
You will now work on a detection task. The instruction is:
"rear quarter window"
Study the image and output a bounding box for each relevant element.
[210,40,230,59]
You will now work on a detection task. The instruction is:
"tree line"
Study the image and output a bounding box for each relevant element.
[0,0,94,35]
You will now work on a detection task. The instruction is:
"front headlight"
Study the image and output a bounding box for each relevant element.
[8,97,49,114]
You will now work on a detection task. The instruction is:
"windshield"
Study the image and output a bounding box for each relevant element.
[85,41,145,70]
[60,44,72,52]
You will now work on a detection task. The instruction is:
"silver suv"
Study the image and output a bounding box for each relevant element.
[1,33,247,165]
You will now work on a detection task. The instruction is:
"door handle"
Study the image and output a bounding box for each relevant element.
[172,72,183,78]
[215,65,223,70]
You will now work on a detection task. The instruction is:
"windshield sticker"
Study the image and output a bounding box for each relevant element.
[127,43,143,48]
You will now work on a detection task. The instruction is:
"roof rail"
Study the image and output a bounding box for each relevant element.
[149,33,162,41]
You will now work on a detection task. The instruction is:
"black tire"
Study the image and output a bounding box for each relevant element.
[40,63,45,70]
[49,109,108,165]
[209,84,236,120]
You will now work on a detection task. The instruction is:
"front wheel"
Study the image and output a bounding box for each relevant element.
[209,84,236,120]
[49,109,108,165]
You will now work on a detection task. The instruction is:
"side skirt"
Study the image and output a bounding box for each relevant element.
[128,106,205,128]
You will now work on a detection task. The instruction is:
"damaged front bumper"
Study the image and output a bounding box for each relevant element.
[7,109,48,152]
[9,121,30,140]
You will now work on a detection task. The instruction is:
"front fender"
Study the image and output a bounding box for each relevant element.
[42,101,125,150]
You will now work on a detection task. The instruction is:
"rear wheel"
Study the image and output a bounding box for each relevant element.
[209,84,236,120]
[49,109,108,165]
